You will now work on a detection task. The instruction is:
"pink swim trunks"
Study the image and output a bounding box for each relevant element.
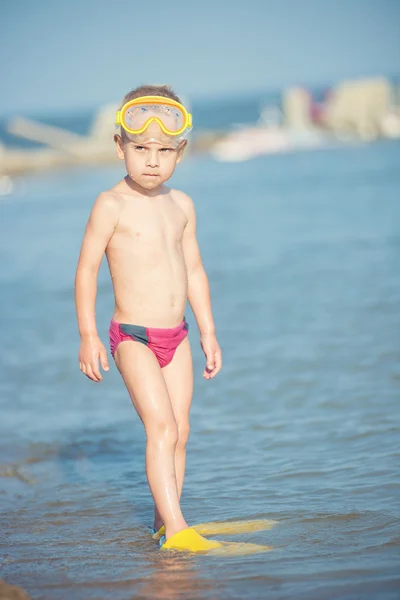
[108,317,189,368]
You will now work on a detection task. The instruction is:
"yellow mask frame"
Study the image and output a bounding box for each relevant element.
[116,95,192,137]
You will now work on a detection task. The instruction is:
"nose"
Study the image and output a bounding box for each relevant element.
[146,148,159,168]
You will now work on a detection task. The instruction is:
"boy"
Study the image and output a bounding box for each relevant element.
[74,85,223,552]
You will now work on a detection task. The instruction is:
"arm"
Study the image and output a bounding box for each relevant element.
[181,195,222,379]
[75,192,119,382]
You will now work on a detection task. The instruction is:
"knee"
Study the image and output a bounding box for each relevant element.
[147,419,179,448]
[176,421,190,450]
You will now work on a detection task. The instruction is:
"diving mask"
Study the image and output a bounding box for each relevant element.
[116,95,192,137]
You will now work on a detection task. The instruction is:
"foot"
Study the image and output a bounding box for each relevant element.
[153,506,164,534]
[161,527,222,552]
[165,518,189,541]
[153,519,164,534]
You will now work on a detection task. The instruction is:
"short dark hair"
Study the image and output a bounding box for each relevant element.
[119,84,182,109]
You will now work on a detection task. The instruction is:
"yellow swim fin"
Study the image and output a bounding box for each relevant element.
[210,540,272,556]
[160,527,272,555]
[194,518,277,536]
[153,518,277,541]
[160,527,222,553]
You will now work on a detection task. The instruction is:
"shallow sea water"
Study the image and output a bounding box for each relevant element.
[1,141,400,599]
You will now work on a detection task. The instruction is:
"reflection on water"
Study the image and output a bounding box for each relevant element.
[1,142,400,599]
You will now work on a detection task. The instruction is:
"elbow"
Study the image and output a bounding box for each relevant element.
[75,263,98,286]
[187,263,204,281]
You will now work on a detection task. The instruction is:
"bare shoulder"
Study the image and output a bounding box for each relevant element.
[88,190,121,228]
[170,188,196,220]
[92,189,121,215]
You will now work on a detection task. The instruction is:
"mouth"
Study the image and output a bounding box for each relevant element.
[143,173,159,177]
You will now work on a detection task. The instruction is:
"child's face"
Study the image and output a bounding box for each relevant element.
[115,122,186,191]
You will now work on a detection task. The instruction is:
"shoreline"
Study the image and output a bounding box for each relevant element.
[0,130,226,178]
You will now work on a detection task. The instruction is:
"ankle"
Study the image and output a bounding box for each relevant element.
[153,518,164,532]
[165,519,188,541]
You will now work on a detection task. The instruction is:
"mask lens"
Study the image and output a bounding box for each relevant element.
[124,103,185,134]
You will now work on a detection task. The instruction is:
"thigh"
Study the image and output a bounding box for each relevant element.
[115,341,176,431]
[161,336,194,426]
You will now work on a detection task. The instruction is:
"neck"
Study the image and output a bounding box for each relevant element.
[124,175,165,198]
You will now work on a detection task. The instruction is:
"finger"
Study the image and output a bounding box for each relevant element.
[90,359,102,382]
[81,362,87,375]
[86,364,99,382]
[203,366,212,380]
[99,348,110,372]
[206,352,215,372]
[205,349,222,379]
[209,366,217,378]
[204,364,213,379]
[211,351,222,377]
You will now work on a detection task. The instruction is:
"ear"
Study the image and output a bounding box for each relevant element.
[114,134,125,160]
[176,139,187,164]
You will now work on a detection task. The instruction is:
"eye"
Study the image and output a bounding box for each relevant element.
[134,146,145,151]
[160,147,173,153]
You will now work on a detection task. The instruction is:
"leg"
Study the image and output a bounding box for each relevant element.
[153,336,194,531]
[114,340,188,540]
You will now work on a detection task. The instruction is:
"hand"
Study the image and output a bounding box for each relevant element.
[79,335,110,382]
[200,333,222,380]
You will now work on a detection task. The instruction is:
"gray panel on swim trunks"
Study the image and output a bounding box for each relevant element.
[183,317,189,331]
[119,323,149,346]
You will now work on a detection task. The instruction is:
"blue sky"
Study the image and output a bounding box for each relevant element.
[1,0,399,116]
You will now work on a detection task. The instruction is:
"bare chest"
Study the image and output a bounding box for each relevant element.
[113,199,187,250]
